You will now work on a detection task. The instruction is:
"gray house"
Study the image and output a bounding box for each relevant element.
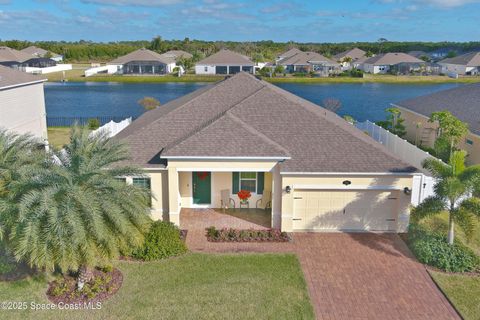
[108,48,173,75]
[277,51,339,76]
[195,49,255,75]
[438,52,480,76]
[0,46,57,69]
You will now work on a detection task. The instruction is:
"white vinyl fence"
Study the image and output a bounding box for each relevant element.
[89,117,132,138]
[356,120,440,205]
[24,64,73,74]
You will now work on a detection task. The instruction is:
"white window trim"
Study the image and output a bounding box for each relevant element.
[238,172,258,194]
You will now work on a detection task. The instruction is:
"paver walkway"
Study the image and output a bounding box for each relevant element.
[181,209,460,320]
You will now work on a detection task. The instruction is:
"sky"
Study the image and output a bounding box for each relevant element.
[0,0,479,42]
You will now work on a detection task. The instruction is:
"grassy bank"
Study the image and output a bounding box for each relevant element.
[0,253,314,320]
[47,127,72,149]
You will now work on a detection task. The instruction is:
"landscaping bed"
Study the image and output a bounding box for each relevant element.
[206,226,290,242]
[47,267,122,305]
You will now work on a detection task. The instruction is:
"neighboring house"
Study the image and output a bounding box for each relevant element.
[392,83,480,165]
[0,65,48,140]
[195,49,255,75]
[407,51,429,60]
[0,46,70,74]
[107,48,174,75]
[275,48,302,63]
[21,45,64,62]
[438,52,480,76]
[277,51,340,76]
[115,72,418,233]
[361,53,424,74]
[333,48,368,70]
[160,50,193,61]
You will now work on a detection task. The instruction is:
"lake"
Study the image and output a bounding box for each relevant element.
[44,81,459,125]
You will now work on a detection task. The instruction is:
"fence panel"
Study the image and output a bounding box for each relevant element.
[47,116,136,127]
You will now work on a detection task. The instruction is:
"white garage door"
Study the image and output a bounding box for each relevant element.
[293,190,398,231]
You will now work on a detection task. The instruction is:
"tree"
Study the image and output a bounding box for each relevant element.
[274,65,284,74]
[340,56,353,65]
[429,111,469,160]
[377,107,406,137]
[176,57,194,72]
[4,126,152,289]
[138,97,161,111]
[343,115,355,124]
[412,151,480,244]
[149,36,164,52]
[322,98,342,113]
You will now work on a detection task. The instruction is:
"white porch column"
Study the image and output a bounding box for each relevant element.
[270,165,282,229]
[168,167,180,226]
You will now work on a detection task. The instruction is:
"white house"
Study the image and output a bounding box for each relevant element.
[438,52,480,76]
[21,46,64,62]
[0,65,48,140]
[195,49,255,75]
[361,53,424,74]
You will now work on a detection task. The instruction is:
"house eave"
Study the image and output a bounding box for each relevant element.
[161,156,291,160]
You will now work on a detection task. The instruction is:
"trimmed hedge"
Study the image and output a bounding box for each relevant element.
[130,221,187,261]
[407,224,480,273]
[206,227,290,242]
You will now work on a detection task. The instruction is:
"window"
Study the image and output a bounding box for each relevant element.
[115,177,127,183]
[132,177,151,189]
[466,139,474,146]
[240,172,257,193]
[204,66,208,72]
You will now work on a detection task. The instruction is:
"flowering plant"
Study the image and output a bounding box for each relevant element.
[237,189,252,201]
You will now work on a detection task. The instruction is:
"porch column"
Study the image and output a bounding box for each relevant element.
[270,165,282,229]
[168,167,180,226]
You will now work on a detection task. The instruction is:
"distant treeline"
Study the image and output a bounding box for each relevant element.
[1,37,480,63]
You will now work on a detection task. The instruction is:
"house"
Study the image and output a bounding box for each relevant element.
[276,48,302,63]
[0,65,48,140]
[115,72,417,233]
[361,53,424,74]
[392,83,480,165]
[195,49,255,75]
[0,46,71,74]
[438,52,480,76]
[20,45,63,62]
[277,51,340,76]
[333,48,368,70]
[407,51,429,60]
[160,50,193,61]
[107,48,175,75]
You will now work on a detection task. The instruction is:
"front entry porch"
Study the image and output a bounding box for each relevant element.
[180,208,272,231]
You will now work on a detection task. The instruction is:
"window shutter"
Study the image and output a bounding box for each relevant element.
[232,172,239,194]
[257,172,264,194]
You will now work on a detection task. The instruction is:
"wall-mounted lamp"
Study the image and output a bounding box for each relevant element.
[403,187,412,195]
[285,186,291,194]
[342,180,352,186]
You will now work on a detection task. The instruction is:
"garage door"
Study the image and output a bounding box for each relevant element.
[293,190,398,231]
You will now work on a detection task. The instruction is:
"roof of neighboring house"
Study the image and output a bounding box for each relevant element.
[438,52,480,67]
[395,83,480,136]
[20,45,60,58]
[333,48,367,61]
[108,48,170,65]
[196,49,254,66]
[0,46,35,63]
[0,65,46,90]
[278,48,302,59]
[407,51,428,58]
[160,50,193,60]
[116,72,416,173]
[278,51,337,66]
[363,53,424,65]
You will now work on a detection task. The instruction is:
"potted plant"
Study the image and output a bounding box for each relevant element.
[237,189,251,205]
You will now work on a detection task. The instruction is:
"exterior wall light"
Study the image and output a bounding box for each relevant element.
[342,180,352,186]
[403,187,412,195]
[285,186,291,193]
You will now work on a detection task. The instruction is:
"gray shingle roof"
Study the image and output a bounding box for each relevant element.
[333,48,367,61]
[278,51,337,66]
[394,83,480,136]
[363,53,423,65]
[108,48,170,65]
[160,50,193,60]
[439,52,480,67]
[278,48,302,59]
[0,65,46,90]
[0,46,34,63]
[116,72,416,173]
[196,49,254,66]
[20,46,60,58]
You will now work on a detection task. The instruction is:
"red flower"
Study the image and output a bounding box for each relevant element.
[237,189,252,200]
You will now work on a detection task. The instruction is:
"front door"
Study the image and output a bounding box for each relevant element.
[192,172,211,204]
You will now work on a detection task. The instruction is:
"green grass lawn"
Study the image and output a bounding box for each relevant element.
[0,253,314,320]
[47,127,71,149]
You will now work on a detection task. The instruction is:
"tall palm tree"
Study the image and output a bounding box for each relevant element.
[412,151,480,244]
[4,126,152,289]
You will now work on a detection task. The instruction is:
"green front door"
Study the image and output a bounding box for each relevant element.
[192,172,211,204]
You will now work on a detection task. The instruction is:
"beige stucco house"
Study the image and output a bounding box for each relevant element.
[0,65,48,140]
[392,83,480,165]
[116,72,418,233]
[438,52,480,76]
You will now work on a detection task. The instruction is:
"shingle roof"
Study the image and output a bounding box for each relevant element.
[116,72,416,173]
[278,48,302,59]
[161,50,193,60]
[0,65,46,90]
[278,51,337,66]
[108,48,170,65]
[333,48,367,61]
[394,83,480,136]
[0,46,34,63]
[196,49,254,66]
[438,52,480,67]
[363,53,423,65]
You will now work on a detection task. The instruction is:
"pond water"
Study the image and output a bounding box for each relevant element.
[44,81,459,124]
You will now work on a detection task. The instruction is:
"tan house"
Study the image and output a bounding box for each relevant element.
[20,45,64,62]
[362,53,424,74]
[108,48,175,75]
[438,52,480,76]
[277,51,340,76]
[392,83,480,165]
[0,65,48,139]
[275,48,302,63]
[195,49,255,75]
[116,72,418,233]
[333,48,368,70]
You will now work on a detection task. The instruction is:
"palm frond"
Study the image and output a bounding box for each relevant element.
[459,197,480,219]
[411,196,447,222]
[453,208,477,241]
[422,158,451,179]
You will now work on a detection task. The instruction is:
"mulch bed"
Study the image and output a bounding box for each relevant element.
[46,268,123,305]
[206,227,291,243]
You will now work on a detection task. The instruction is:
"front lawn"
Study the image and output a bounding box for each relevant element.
[0,253,314,320]
[47,127,71,149]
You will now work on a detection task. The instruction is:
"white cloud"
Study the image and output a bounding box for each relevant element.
[421,0,480,7]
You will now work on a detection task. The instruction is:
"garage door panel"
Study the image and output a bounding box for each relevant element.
[293,190,398,232]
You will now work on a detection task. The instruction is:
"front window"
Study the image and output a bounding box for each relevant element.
[240,172,257,192]
[132,177,151,189]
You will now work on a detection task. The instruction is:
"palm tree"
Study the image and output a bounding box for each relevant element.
[412,151,480,244]
[4,126,152,289]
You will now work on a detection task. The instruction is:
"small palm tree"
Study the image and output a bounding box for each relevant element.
[412,151,480,244]
[5,126,152,289]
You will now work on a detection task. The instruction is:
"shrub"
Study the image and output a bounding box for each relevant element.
[408,224,480,272]
[0,244,16,275]
[130,221,187,261]
[87,118,100,130]
[206,227,290,242]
